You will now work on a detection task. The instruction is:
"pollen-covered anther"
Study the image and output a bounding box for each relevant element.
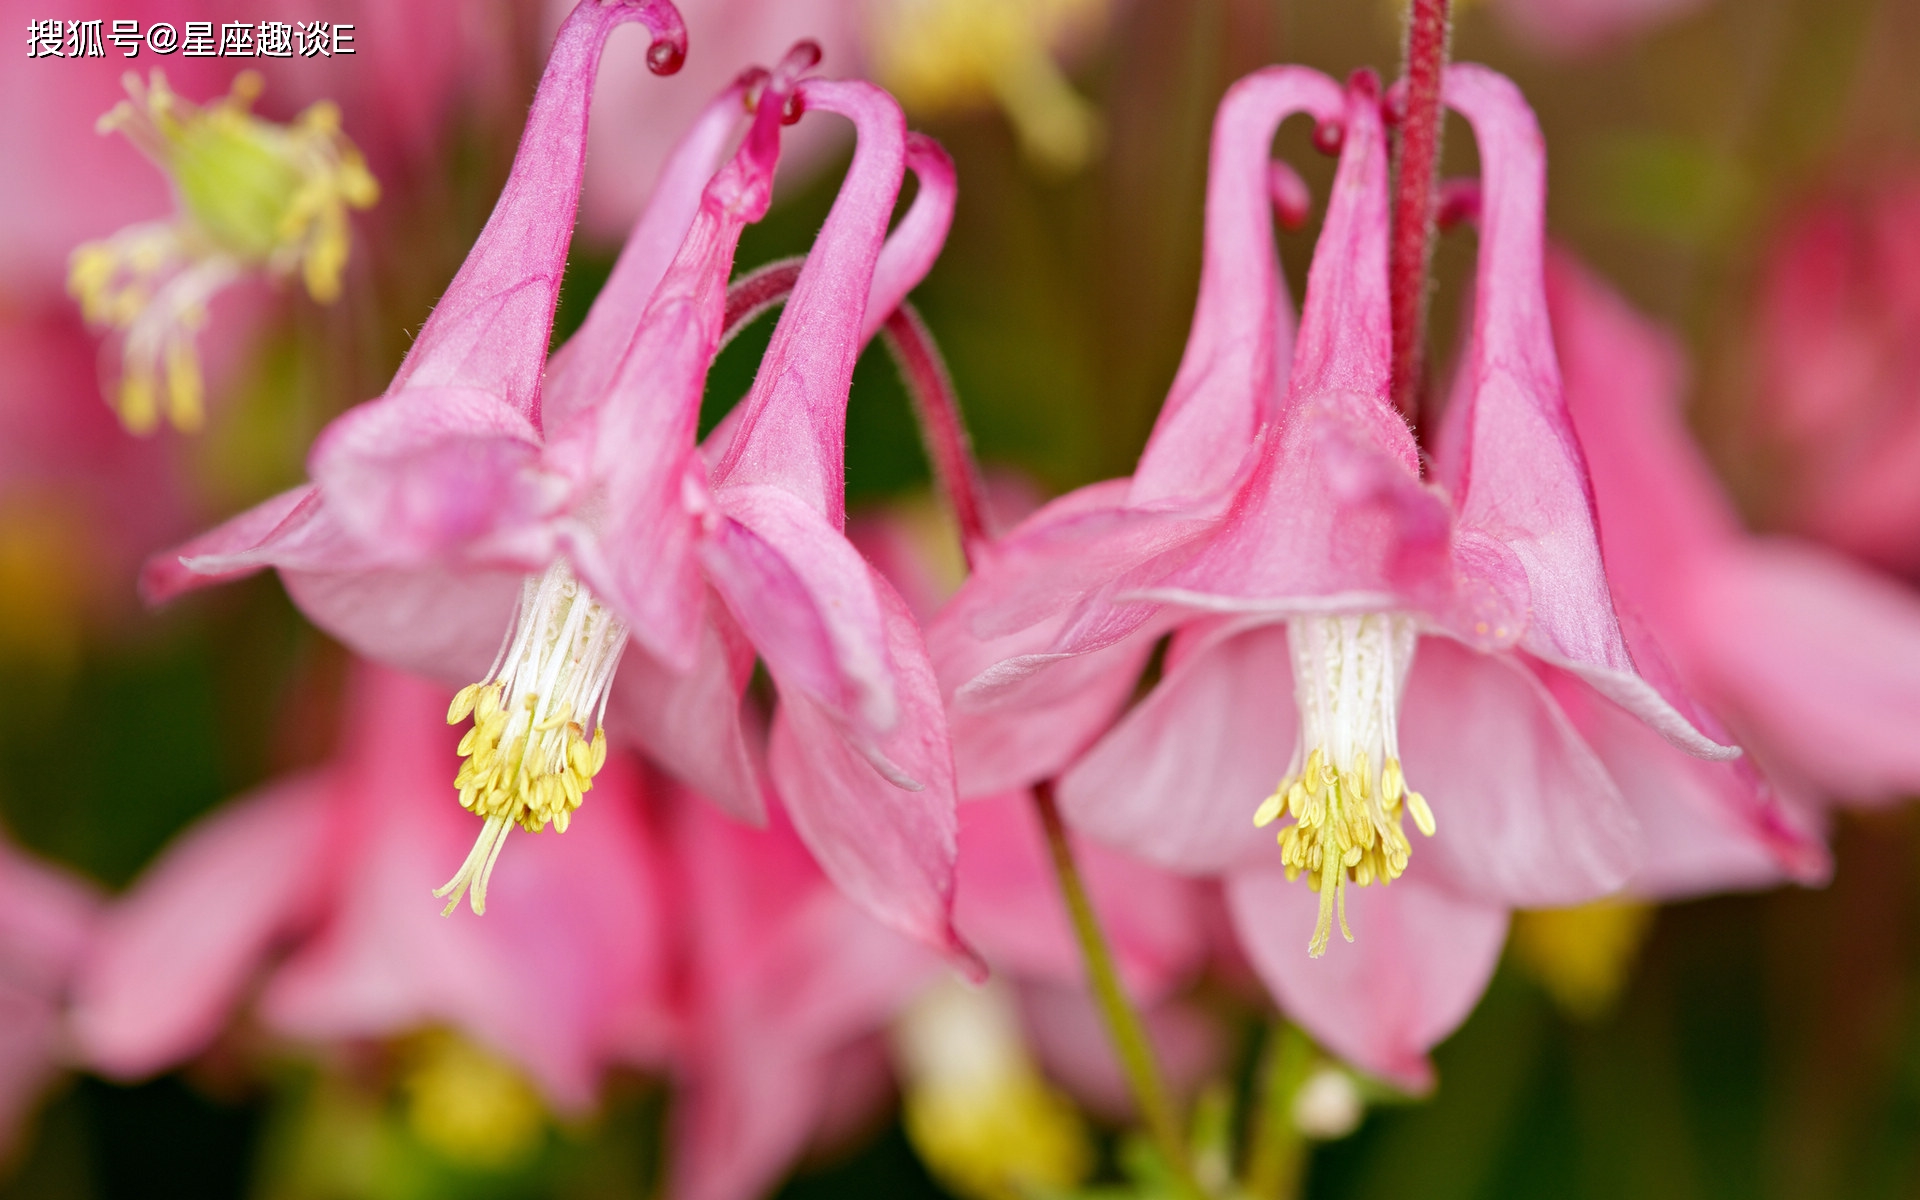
[435,561,626,917]
[1254,613,1433,957]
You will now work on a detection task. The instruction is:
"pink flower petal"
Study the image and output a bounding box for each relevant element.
[1226,864,1508,1090]
[710,79,907,524]
[944,623,1157,799]
[766,581,974,970]
[1540,655,1829,896]
[141,485,321,602]
[1059,619,1293,874]
[955,793,1207,999]
[1130,66,1345,506]
[1400,637,1642,907]
[282,564,522,689]
[703,485,900,745]
[1678,540,1920,803]
[307,386,555,563]
[73,772,341,1079]
[388,0,687,424]
[1437,66,1730,762]
[608,603,765,825]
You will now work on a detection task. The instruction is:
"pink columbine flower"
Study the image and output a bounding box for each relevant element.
[929,65,1735,1084]
[70,660,671,1113]
[1550,250,1920,892]
[142,1,972,966]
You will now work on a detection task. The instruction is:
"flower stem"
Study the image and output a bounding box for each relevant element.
[725,265,991,565]
[880,303,993,566]
[1242,1021,1314,1199]
[1032,780,1198,1192]
[1389,0,1453,423]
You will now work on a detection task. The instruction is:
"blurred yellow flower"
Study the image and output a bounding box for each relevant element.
[1511,899,1655,1020]
[398,1030,547,1170]
[868,0,1107,172]
[895,979,1093,1200]
[68,70,377,434]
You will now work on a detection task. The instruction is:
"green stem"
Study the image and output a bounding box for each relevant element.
[1032,780,1199,1193]
[1243,1022,1315,1200]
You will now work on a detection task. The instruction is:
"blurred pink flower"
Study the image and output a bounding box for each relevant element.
[0,839,100,1156]
[70,660,671,1112]
[651,770,933,1200]
[1551,250,1920,891]
[930,65,1735,1086]
[1756,172,1920,578]
[1488,0,1710,58]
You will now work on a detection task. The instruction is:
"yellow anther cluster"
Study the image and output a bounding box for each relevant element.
[1255,748,1436,957]
[435,682,607,917]
[449,681,606,838]
[67,70,377,433]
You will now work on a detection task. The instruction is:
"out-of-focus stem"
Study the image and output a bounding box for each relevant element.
[1243,1022,1314,1200]
[1389,0,1452,422]
[1033,781,1199,1195]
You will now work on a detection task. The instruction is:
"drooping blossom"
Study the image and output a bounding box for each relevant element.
[1752,171,1920,578]
[1549,249,1920,888]
[70,660,671,1116]
[142,3,973,967]
[928,64,1736,1084]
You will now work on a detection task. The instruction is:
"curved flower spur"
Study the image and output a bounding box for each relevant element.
[141,3,975,968]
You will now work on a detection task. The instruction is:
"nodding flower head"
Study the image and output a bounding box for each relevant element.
[67,70,378,434]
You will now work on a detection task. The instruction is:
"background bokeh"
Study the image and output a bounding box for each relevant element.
[3,0,1919,1196]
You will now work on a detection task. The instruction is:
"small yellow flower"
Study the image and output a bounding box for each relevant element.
[67,71,378,434]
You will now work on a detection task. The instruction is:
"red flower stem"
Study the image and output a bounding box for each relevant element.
[720,256,804,351]
[1033,780,1199,1192]
[1389,0,1453,422]
[878,304,992,567]
[722,263,992,564]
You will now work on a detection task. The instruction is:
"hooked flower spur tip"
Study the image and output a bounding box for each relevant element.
[646,38,684,75]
